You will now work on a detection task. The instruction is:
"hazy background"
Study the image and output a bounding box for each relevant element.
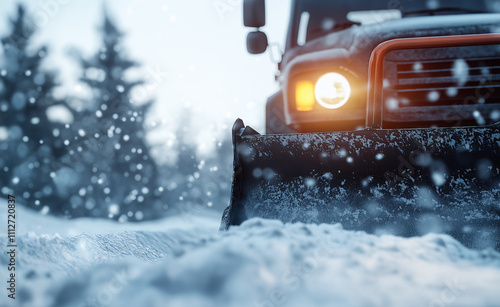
[0,0,291,157]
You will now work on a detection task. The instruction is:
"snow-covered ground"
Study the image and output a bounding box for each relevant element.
[1,200,500,307]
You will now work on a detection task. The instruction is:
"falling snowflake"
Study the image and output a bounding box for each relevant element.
[427,91,440,102]
[108,204,119,215]
[386,98,399,110]
[305,178,316,187]
[452,59,469,86]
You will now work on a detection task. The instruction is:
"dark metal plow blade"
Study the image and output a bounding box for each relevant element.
[221,119,500,250]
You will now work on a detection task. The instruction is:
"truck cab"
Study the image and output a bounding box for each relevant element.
[244,0,500,134]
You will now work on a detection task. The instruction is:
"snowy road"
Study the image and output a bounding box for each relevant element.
[1,201,500,307]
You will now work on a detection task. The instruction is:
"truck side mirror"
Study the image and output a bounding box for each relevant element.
[244,0,265,28]
[247,31,268,54]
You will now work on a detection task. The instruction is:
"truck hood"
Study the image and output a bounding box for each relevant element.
[282,13,500,70]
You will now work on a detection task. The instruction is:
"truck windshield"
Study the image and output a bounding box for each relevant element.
[289,0,495,48]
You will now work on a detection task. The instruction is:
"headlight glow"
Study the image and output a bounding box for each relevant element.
[314,73,351,109]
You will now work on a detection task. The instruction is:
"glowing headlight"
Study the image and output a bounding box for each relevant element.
[314,73,351,109]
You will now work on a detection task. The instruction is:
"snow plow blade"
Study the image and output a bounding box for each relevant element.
[221,119,500,250]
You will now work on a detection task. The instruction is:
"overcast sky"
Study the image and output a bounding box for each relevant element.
[0,0,290,157]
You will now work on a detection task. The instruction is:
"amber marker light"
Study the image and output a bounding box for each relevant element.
[295,80,315,111]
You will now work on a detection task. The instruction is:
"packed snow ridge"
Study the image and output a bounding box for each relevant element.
[1,204,500,307]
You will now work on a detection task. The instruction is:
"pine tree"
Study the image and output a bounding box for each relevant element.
[60,10,161,220]
[0,5,72,212]
[167,108,233,213]
[173,108,200,207]
[204,134,232,210]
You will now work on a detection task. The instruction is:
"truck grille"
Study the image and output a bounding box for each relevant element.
[381,44,500,128]
[393,57,500,107]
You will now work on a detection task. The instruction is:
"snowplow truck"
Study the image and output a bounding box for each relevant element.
[220,0,500,250]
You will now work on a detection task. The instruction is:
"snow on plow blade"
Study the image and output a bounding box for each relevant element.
[221,119,500,250]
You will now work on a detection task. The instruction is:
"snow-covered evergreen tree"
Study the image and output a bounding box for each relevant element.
[59,10,162,220]
[173,108,201,208]
[0,5,72,212]
[203,135,232,210]
[164,107,233,213]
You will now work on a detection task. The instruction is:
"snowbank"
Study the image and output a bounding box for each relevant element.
[1,203,499,307]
